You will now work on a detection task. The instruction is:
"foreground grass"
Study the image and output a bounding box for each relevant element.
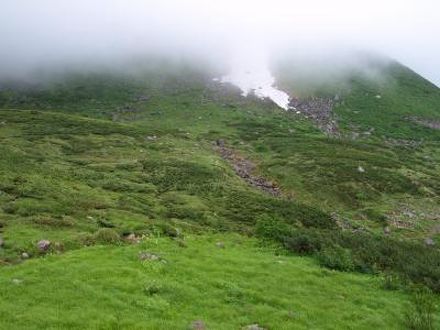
[0,234,424,330]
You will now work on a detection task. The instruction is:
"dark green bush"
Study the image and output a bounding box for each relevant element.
[318,245,355,272]
[283,230,324,255]
[255,215,292,241]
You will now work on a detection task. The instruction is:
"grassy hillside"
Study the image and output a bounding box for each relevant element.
[0,234,430,329]
[0,57,439,328]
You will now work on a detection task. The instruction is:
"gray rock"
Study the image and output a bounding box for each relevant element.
[242,324,266,330]
[21,252,29,259]
[216,139,225,147]
[126,233,140,244]
[139,252,160,261]
[425,238,435,246]
[37,240,51,252]
[190,320,206,330]
[383,226,391,235]
[137,95,150,102]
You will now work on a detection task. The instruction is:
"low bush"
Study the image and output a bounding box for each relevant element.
[283,230,324,255]
[93,228,120,244]
[318,245,355,272]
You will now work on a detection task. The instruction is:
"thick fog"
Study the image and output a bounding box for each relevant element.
[0,0,439,86]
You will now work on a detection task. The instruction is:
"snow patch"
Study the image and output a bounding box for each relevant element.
[216,54,291,110]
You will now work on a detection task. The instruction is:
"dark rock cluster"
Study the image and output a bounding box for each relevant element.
[215,140,281,197]
[289,97,339,136]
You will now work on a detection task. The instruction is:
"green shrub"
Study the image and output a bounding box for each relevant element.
[405,287,436,330]
[93,228,120,244]
[255,215,292,241]
[283,230,323,255]
[318,245,355,272]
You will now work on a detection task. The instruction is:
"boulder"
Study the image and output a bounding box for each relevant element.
[126,233,140,244]
[216,139,225,147]
[37,240,51,252]
[242,324,266,330]
[190,320,206,330]
[139,252,160,261]
[425,238,435,246]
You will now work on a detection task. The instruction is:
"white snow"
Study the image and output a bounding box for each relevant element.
[216,52,291,110]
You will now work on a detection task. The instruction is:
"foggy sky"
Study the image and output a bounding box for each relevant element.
[1,0,439,86]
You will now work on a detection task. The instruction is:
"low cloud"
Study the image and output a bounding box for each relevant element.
[1,0,439,85]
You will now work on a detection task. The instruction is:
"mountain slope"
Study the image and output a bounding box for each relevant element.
[0,56,439,327]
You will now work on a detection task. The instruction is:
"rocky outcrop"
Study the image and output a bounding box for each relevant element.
[215,140,281,196]
[289,97,339,136]
[409,117,440,130]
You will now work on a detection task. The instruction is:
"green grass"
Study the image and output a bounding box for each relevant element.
[0,56,440,328]
[0,233,429,330]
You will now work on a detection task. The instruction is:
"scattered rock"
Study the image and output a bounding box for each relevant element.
[215,139,225,147]
[139,252,161,261]
[37,240,51,252]
[214,143,281,197]
[146,135,157,141]
[407,116,440,130]
[215,242,225,249]
[289,96,338,136]
[137,95,150,102]
[126,233,141,244]
[190,320,206,330]
[425,238,435,246]
[21,252,29,259]
[242,324,266,330]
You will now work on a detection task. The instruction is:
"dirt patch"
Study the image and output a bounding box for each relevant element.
[214,140,281,196]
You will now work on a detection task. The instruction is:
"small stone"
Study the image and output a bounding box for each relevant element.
[216,139,225,147]
[126,233,140,244]
[190,320,206,330]
[425,238,435,246]
[12,278,22,285]
[215,242,225,249]
[375,95,382,99]
[139,252,160,261]
[357,166,365,173]
[37,240,51,252]
[242,324,266,330]
[21,252,29,259]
